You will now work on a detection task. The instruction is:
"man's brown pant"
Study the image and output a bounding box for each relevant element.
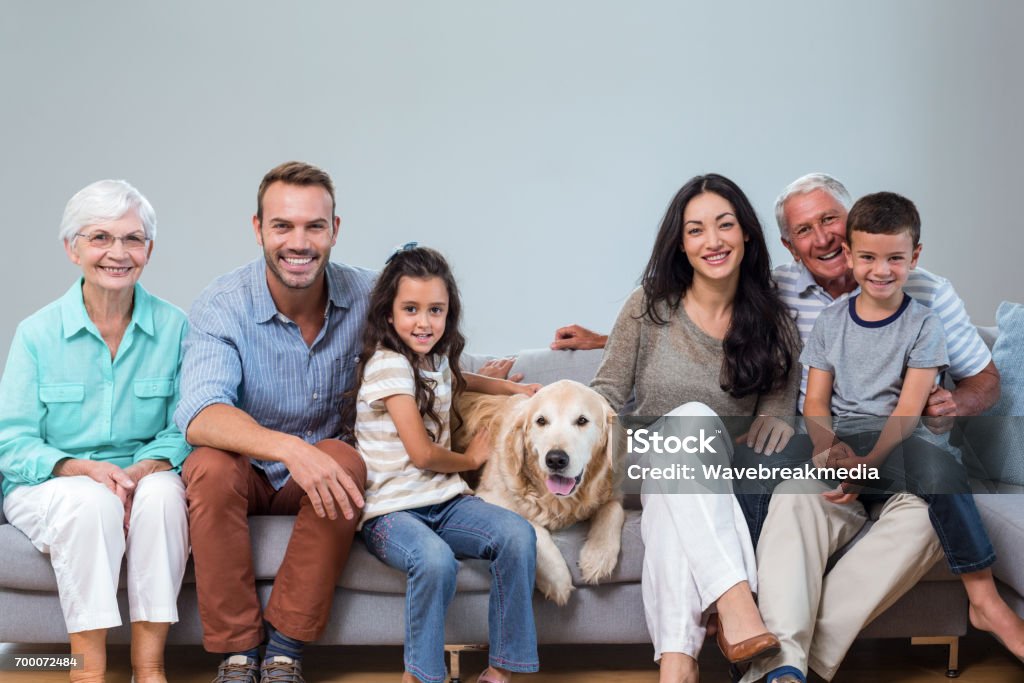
[182,439,367,653]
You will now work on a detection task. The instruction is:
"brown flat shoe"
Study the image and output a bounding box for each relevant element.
[716,628,781,664]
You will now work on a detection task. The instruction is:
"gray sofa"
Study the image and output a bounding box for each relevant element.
[1,316,1021,679]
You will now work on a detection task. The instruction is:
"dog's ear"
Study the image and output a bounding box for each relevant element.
[602,404,617,469]
[502,401,530,479]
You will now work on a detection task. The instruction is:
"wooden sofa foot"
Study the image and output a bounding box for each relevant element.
[445,644,488,683]
[911,636,960,678]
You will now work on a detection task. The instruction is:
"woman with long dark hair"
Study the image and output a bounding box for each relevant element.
[591,174,800,683]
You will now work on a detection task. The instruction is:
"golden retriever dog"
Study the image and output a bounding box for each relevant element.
[454,379,625,605]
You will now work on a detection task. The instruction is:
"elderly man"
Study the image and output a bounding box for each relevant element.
[175,161,372,683]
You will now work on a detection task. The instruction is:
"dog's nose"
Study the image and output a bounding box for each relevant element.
[545,450,569,472]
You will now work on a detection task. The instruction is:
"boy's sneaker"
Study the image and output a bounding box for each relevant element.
[214,655,259,682]
[260,656,304,683]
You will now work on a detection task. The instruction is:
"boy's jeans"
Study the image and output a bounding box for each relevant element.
[735,432,996,574]
[362,495,539,683]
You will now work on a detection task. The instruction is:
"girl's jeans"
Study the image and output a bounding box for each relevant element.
[362,495,540,683]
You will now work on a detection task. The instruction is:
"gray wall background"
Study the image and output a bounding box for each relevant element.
[2,1,1021,362]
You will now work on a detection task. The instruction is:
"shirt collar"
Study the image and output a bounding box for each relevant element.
[790,260,823,294]
[60,279,155,339]
[249,258,350,324]
[250,260,279,323]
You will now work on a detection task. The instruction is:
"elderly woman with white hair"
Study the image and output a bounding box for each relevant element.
[0,180,189,683]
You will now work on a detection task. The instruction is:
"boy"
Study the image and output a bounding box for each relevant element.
[801,191,1024,662]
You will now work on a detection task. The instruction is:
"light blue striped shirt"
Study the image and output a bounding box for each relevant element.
[773,262,991,411]
[175,259,375,489]
[0,281,190,497]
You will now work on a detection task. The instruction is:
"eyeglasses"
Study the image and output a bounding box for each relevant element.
[74,232,151,251]
[385,241,419,264]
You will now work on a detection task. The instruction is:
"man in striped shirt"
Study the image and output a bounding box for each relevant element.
[174,162,374,683]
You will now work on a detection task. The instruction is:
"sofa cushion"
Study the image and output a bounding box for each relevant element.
[256,511,646,593]
[0,524,57,590]
[0,510,645,594]
[975,493,1024,596]
[963,302,1024,485]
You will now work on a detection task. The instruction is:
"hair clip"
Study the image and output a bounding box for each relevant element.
[385,241,419,264]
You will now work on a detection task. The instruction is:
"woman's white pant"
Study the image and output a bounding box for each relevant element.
[3,471,188,633]
[638,402,758,661]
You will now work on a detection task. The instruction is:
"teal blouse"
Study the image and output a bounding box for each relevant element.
[0,280,190,496]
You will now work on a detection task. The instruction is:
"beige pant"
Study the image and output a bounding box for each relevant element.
[743,479,943,682]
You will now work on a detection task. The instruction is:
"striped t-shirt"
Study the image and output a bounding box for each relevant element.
[773,262,991,411]
[355,347,469,527]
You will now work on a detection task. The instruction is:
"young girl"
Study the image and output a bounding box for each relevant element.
[350,244,540,683]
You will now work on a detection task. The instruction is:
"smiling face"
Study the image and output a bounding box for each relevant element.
[846,229,921,307]
[389,275,449,357]
[253,181,339,293]
[518,381,613,497]
[680,191,747,284]
[781,188,850,283]
[64,209,152,296]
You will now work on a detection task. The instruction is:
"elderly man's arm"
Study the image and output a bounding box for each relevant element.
[923,277,1001,420]
[926,360,1000,418]
[551,324,608,351]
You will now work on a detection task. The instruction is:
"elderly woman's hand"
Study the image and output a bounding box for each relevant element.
[119,459,173,531]
[53,458,136,529]
[54,458,134,498]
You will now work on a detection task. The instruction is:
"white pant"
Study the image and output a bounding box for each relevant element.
[639,402,758,661]
[3,471,189,633]
[742,479,942,682]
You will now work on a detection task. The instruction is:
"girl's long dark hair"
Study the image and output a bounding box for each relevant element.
[342,246,467,442]
[639,174,796,398]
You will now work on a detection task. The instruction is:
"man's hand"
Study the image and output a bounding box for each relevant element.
[923,384,957,434]
[822,482,860,505]
[811,440,857,470]
[735,415,794,456]
[281,438,364,520]
[551,325,607,351]
[464,429,492,469]
[477,357,524,383]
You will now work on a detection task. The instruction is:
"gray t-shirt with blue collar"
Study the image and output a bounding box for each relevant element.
[800,293,949,423]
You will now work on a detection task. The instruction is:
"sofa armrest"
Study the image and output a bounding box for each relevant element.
[460,352,499,374]
[509,348,605,386]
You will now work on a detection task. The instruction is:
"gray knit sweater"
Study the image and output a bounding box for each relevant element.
[591,288,801,418]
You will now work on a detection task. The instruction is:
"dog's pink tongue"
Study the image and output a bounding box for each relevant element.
[546,475,575,496]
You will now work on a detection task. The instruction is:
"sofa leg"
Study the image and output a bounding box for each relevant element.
[445,644,488,683]
[911,636,960,678]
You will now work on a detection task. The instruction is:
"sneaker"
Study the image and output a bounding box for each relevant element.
[260,656,304,683]
[214,655,259,683]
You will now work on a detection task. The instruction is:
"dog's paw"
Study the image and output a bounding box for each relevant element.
[578,540,619,584]
[537,563,575,606]
[540,578,575,606]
